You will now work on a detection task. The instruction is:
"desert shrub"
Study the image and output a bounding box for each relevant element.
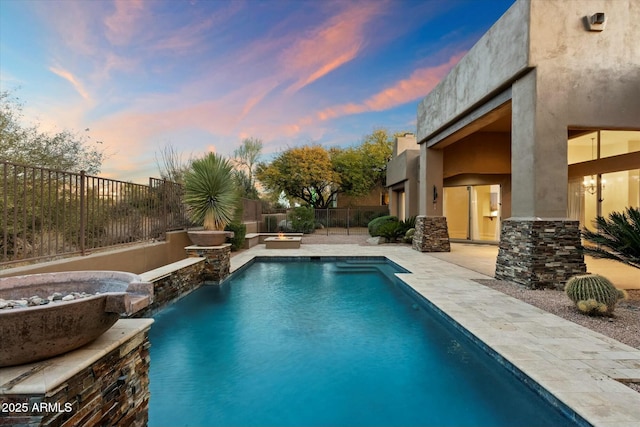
[224,222,246,251]
[565,274,627,316]
[581,206,640,269]
[368,215,398,236]
[377,220,405,241]
[403,227,415,244]
[290,206,315,234]
[401,215,417,230]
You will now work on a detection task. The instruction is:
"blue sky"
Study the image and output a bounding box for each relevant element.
[0,0,515,183]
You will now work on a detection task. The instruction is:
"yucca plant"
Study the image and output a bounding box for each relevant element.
[184,153,239,231]
[581,206,640,269]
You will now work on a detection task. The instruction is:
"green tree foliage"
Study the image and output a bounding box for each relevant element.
[331,128,397,198]
[256,145,340,209]
[1,91,105,173]
[224,222,247,251]
[256,129,407,208]
[290,206,315,233]
[582,207,640,268]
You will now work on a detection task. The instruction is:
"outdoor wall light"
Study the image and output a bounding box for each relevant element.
[588,12,606,31]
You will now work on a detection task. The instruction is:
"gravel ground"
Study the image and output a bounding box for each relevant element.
[475,279,640,393]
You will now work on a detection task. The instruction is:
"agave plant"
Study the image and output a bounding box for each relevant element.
[581,206,640,269]
[184,153,239,231]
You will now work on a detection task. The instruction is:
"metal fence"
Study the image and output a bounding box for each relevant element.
[0,159,387,266]
[261,206,389,235]
[1,160,189,267]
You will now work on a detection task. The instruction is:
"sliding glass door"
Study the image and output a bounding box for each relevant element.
[444,185,501,242]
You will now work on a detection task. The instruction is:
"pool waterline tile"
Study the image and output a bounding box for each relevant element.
[230,243,640,427]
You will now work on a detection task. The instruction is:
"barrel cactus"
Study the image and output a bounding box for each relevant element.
[565,274,627,316]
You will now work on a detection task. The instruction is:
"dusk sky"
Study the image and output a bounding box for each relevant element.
[1,0,515,183]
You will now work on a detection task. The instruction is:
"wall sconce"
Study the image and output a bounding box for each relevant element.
[588,12,606,31]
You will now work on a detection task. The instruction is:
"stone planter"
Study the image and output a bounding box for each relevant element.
[187,230,234,246]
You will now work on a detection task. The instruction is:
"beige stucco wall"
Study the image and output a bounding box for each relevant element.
[529,0,640,129]
[443,133,511,178]
[417,0,530,142]
[417,0,640,218]
[387,149,420,186]
[0,231,191,278]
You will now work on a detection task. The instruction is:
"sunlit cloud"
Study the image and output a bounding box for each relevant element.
[363,52,465,110]
[1,0,514,183]
[49,66,91,101]
[281,2,384,94]
[104,0,146,46]
[151,2,245,54]
[309,52,466,123]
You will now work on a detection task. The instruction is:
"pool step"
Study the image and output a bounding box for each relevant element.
[333,262,398,282]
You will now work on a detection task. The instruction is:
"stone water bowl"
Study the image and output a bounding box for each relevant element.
[0,271,153,367]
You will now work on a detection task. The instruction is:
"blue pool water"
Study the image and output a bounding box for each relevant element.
[148,259,577,427]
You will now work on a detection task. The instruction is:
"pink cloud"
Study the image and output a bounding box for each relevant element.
[49,66,91,101]
[104,0,145,46]
[363,52,465,110]
[281,2,384,94]
[151,2,244,54]
[309,52,466,123]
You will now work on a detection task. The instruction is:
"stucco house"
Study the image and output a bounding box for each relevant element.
[403,0,639,289]
[386,133,420,220]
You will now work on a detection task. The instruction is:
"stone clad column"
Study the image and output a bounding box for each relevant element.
[185,244,231,283]
[495,71,586,288]
[413,145,450,252]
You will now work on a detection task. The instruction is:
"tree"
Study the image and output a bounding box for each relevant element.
[1,90,105,173]
[232,137,262,198]
[155,144,192,184]
[256,145,340,209]
[331,128,402,198]
[256,129,408,208]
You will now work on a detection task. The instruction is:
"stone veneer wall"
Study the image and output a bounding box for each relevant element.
[0,330,150,427]
[495,219,586,289]
[185,244,231,282]
[133,260,203,318]
[412,216,451,252]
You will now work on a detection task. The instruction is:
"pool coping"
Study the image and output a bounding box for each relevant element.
[230,244,640,427]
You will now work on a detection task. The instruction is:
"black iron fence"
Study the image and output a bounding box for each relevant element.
[1,159,385,266]
[1,161,189,267]
[261,206,389,235]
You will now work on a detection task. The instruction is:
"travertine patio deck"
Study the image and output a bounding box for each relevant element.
[231,243,640,427]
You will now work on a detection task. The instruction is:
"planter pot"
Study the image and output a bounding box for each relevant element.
[187,230,234,246]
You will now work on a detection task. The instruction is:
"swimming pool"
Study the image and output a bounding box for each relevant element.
[148,258,579,427]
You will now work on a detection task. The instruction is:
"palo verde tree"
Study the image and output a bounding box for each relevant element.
[233,138,262,195]
[256,145,340,209]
